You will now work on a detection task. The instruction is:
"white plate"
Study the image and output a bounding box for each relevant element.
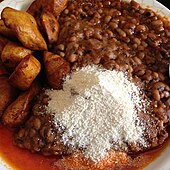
[0,0,170,169]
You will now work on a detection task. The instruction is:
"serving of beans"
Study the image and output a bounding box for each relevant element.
[53,0,170,125]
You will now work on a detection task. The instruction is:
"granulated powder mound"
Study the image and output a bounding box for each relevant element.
[46,65,150,162]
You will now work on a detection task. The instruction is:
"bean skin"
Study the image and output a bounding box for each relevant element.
[57,44,65,51]
[104,15,112,23]
[67,54,78,63]
[33,118,41,130]
[166,98,170,106]
[116,28,126,37]
[135,25,147,33]
[131,0,140,10]
[153,90,161,101]
[110,22,118,29]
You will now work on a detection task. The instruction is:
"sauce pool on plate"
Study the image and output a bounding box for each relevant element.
[0,124,61,170]
[0,124,170,170]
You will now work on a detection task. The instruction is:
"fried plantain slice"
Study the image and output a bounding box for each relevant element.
[9,54,41,90]
[27,0,68,18]
[0,76,18,118]
[1,7,47,50]
[1,41,32,68]
[2,81,41,127]
[0,19,15,39]
[41,11,59,44]
[44,51,70,89]
[0,35,9,55]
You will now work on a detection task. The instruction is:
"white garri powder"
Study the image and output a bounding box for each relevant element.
[45,65,148,162]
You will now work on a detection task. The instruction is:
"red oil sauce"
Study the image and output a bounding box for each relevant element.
[0,124,60,170]
[0,123,170,170]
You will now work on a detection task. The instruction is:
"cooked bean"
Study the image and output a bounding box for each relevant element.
[64,9,69,15]
[24,141,31,150]
[154,106,165,115]
[132,44,138,49]
[40,127,47,138]
[46,129,55,142]
[140,34,148,40]
[92,56,101,65]
[57,44,65,51]
[143,71,152,81]
[93,28,103,40]
[153,82,166,91]
[135,69,145,76]
[153,90,161,101]
[165,98,170,106]
[131,0,140,10]
[160,92,165,99]
[133,37,141,45]
[98,9,103,14]
[124,23,136,30]
[103,61,119,70]
[110,9,121,16]
[110,22,118,29]
[33,118,41,130]
[138,52,145,59]
[59,52,65,58]
[165,29,170,36]
[84,28,94,38]
[148,33,157,40]
[88,39,102,49]
[135,25,147,33]
[165,86,170,91]
[18,128,25,138]
[131,18,139,25]
[158,73,165,81]
[152,72,159,80]
[152,20,164,32]
[104,16,112,23]
[67,54,78,63]
[139,9,145,14]
[134,57,142,65]
[141,41,148,47]
[105,30,114,38]
[116,28,126,37]
[69,36,77,42]
[33,137,42,151]
[137,45,145,51]
[74,23,80,30]
[29,128,37,137]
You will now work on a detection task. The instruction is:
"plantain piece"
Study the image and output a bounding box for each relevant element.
[2,81,41,127]
[0,76,18,118]
[46,0,68,17]
[0,19,15,39]
[1,41,32,68]
[44,51,70,89]
[1,7,47,50]
[0,34,9,55]
[41,11,59,44]
[9,54,41,90]
[27,0,44,17]
[27,0,68,18]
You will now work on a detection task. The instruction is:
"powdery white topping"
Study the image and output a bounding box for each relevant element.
[46,65,148,162]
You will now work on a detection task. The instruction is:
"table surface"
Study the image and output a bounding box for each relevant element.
[157,0,170,9]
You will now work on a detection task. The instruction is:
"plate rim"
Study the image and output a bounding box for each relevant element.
[0,0,170,170]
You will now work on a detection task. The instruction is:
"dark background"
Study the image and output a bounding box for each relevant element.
[157,0,170,9]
